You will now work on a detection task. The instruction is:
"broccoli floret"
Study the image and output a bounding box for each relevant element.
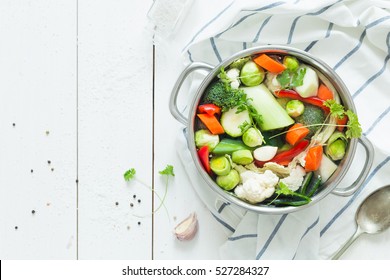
[295,104,325,136]
[202,81,245,112]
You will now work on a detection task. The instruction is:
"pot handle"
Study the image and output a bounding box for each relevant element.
[169,62,214,125]
[332,135,374,197]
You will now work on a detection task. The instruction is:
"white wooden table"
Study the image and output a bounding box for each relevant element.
[0,0,387,260]
[0,0,227,260]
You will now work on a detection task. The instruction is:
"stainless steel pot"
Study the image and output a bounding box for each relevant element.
[170,45,374,214]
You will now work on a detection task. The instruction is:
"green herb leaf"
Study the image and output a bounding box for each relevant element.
[276,70,291,88]
[218,67,231,88]
[290,68,306,88]
[159,165,175,176]
[124,168,136,181]
[276,181,295,196]
[324,99,345,119]
[239,120,251,133]
[247,104,263,127]
[345,110,362,138]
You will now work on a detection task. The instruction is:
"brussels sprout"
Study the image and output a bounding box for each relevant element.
[325,131,347,161]
[286,100,304,117]
[229,57,250,70]
[195,129,219,151]
[216,169,240,191]
[232,150,253,165]
[242,127,264,147]
[240,61,265,86]
[283,56,299,72]
[210,156,231,176]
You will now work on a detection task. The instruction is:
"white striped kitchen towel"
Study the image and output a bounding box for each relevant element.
[163,0,390,259]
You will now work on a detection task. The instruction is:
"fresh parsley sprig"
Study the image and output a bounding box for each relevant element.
[324,100,362,138]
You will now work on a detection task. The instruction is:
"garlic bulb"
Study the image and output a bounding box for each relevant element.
[174,212,198,241]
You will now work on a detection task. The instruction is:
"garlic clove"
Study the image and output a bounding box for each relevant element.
[174,212,198,241]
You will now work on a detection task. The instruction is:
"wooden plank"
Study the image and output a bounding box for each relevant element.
[77,0,154,259]
[153,46,228,259]
[0,0,77,259]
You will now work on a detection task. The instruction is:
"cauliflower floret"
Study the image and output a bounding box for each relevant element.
[265,72,282,92]
[234,170,279,204]
[280,166,306,191]
[226,68,241,89]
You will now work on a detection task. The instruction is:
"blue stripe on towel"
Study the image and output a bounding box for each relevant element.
[334,16,390,70]
[228,233,258,241]
[320,156,390,237]
[217,202,230,214]
[216,1,286,39]
[352,54,390,99]
[211,213,235,232]
[333,30,367,70]
[182,1,235,52]
[252,15,272,43]
[364,106,390,136]
[210,37,222,62]
[305,22,333,52]
[292,217,320,259]
[287,1,340,44]
[256,214,288,259]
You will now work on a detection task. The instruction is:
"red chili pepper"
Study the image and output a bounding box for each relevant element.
[197,146,211,174]
[198,103,221,116]
[275,89,330,114]
[255,140,309,167]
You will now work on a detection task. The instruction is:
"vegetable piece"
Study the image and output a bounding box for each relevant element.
[216,169,240,190]
[210,156,231,176]
[232,150,254,165]
[253,146,278,162]
[195,129,219,151]
[285,123,310,146]
[197,146,211,174]
[229,57,250,70]
[294,65,319,98]
[240,61,265,86]
[254,54,286,73]
[317,84,333,101]
[255,140,309,167]
[279,165,306,191]
[295,104,326,137]
[241,85,294,131]
[304,145,323,172]
[275,89,330,113]
[283,56,299,72]
[202,81,245,112]
[234,170,279,203]
[198,104,221,116]
[124,168,136,181]
[174,212,198,241]
[315,154,337,183]
[325,131,347,161]
[212,138,251,155]
[304,175,322,197]
[277,68,306,89]
[220,106,251,137]
[242,127,264,147]
[336,115,348,132]
[300,172,313,194]
[286,100,304,117]
[262,131,285,148]
[271,181,311,206]
[197,113,225,135]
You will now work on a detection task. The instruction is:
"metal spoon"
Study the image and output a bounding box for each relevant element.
[332,185,390,260]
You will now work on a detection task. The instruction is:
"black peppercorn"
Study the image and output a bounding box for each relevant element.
[138,199,141,203]
[115,202,119,206]
[133,194,136,199]
[130,203,134,207]
[138,221,141,225]
[32,210,35,214]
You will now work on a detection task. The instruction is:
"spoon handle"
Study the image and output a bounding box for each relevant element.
[331,227,364,260]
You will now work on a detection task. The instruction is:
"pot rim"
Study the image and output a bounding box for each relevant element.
[187,45,358,214]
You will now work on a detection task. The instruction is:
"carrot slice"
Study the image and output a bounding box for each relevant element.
[317,84,334,101]
[197,114,224,135]
[285,123,310,146]
[253,54,286,73]
[304,145,323,172]
[337,115,348,132]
